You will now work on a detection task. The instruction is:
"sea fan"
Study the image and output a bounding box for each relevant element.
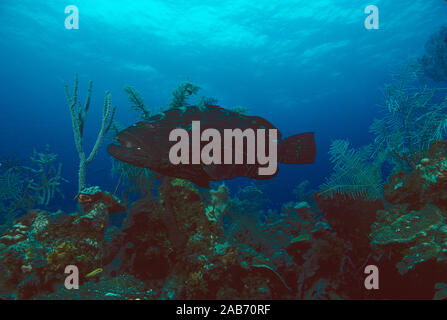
[419,25,447,82]
[371,63,447,160]
[0,147,67,229]
[318,140,384,200]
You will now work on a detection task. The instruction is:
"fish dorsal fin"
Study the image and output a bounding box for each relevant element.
[246,115,277,130]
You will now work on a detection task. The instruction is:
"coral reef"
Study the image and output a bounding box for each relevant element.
[1,161,445,300]
[370,204,446,275]
[313,66,447,297]
[434,283,447,300]
[51,179,345,300]
[315,194,383,263]
[2,74,447,300]
[320,64,447,201]
[384,141,447,210]
[75,186,125,215]
[0,187,120,299]
[40,274,153,300]
[369,140,447,290]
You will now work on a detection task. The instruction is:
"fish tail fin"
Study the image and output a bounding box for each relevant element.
[278,132,316,164]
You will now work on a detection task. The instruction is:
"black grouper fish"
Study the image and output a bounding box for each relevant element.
[107,105,316,188]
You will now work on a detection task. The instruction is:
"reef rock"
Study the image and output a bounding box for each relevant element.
[0,187,119,299]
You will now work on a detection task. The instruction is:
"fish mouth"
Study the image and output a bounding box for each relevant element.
[116,128,144,149]
[107,131,148,167]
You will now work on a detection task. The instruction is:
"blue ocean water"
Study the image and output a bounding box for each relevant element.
[1,1,445,209]
[1,0,447,301]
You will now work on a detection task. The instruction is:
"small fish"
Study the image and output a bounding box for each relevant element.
[85,267,103,278]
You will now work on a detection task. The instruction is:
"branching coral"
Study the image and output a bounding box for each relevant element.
[168,81,201,111]
[0,168,23,204]
[230,105,249,115]
[370,64,447,161]
[0,147,67,230]
[0,167,25,227]
[320,64,447,201]
[64,74,116,193]
[318,140,384,200]
[22,146,67,207]
[123,86,151,121]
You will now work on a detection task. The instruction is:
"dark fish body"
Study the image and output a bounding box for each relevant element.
[107,105,316,188]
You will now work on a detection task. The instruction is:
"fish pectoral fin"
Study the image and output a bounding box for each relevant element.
[191,175,210,189]
[190,167,211,188]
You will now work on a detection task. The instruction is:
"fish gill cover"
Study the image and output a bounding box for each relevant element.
[0,0,446,301]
